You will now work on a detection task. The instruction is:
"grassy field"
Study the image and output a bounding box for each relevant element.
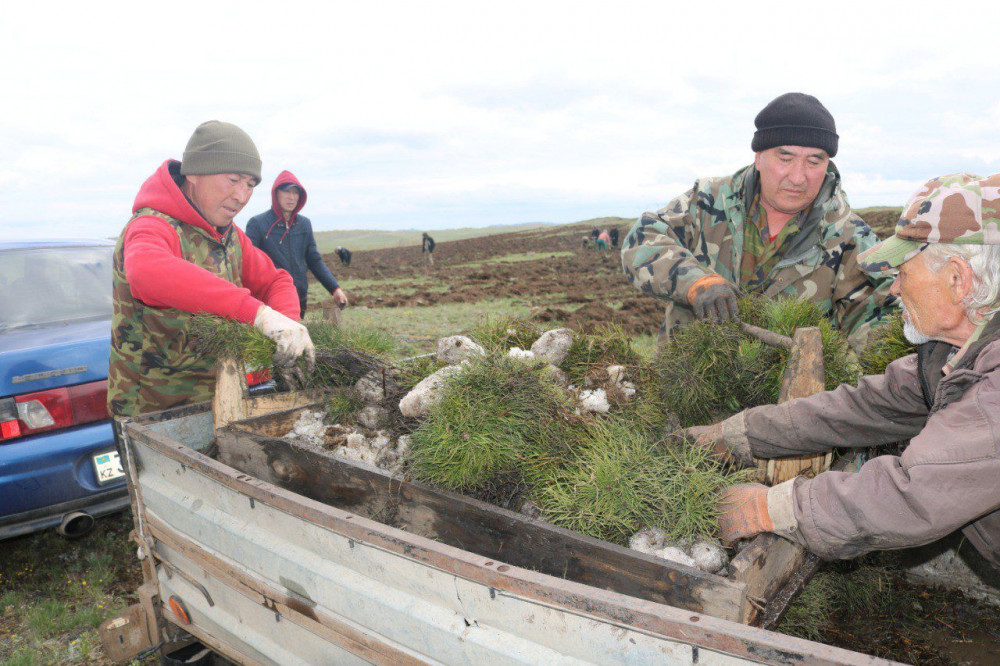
[0,513,149,665]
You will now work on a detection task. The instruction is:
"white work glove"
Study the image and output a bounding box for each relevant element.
[253,305,316,370]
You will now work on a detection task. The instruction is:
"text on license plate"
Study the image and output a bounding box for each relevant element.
[93,451,125,484]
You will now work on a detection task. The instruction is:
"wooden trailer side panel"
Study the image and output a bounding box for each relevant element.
[216,415,748,622]
[121,415,889,666]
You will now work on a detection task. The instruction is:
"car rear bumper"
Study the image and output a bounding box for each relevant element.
[0,420,128,537]
[0,486,129,539]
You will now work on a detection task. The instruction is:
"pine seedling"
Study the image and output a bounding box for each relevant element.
[408,355,575,492]
[559,323,641,385]
[655,319,749,427]
[326,388,363,425]
[189,314,277,370]
[394,355,447,393]
[469,315,541,353]
[753,296,861,391]
[532,420,751,546]
[656,295,861,428]
[308,321,396,359]
[189,314,390,387]
[859,311,914,376]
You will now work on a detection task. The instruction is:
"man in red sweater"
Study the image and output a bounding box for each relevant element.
[108,120,312,417]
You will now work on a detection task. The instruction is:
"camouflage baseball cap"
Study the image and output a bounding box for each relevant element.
[859,173,1000,273]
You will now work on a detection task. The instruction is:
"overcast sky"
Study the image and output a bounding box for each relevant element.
[2,1,999,240]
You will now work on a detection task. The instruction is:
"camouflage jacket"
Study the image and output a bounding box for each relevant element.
[108,208,244,417]
[621,164,897,350]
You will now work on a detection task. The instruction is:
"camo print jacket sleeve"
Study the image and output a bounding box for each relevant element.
[620,183,720,304]
[826,217,896,351]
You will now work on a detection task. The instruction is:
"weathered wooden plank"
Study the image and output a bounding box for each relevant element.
[216,409,748,622]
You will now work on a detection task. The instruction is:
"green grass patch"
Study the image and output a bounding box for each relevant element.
[0,512,151,664]
[343,298,537,356]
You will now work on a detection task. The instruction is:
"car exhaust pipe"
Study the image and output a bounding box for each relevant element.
[57,511,95,539]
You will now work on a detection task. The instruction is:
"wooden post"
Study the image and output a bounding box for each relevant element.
[213,358,248,433]
[732,325,830,626]
[213,357,331,435]
[759,326,831,484]
[322,301,343,327]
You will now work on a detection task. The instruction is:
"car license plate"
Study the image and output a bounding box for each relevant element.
[93,451,124,484]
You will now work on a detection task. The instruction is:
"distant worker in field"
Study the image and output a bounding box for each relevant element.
[621,92,896,351]
[108,121,312,417]
[336,246,352,267]
[422,232,436,265]
[688,174,1000,571]
[596,229,611,251]
[247,171,348,316]
[609,227,620,248]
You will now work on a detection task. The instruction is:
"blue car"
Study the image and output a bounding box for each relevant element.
[0,240,128,539]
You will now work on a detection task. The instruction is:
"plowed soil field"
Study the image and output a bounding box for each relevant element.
[319,210,897,338]
[321,220,665,335]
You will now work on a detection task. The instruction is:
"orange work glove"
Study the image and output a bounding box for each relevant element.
[687,274,740,322]
[718,483,773,545]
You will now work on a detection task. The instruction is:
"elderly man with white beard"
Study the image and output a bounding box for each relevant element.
[684,173,1000,571]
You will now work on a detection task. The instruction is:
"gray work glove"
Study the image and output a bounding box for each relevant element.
[691,281,740,323]
[253,305,316,371]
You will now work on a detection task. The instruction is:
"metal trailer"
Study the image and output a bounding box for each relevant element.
[99,330,898,665]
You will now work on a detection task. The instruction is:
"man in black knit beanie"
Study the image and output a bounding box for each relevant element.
[621,92,897,351]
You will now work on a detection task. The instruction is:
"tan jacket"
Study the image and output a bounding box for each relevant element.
[725,315,1000,568]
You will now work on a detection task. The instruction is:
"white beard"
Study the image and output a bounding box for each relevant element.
[901,304,933,344]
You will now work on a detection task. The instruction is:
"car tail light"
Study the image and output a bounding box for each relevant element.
[0,380,108,441]
[0,398,20,439]
[246,368,272,387]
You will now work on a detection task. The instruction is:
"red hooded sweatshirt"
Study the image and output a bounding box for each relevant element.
[122,160,300,323]
[268,169,307,238]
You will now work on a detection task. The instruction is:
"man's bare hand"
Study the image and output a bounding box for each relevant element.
[331,287,349,310]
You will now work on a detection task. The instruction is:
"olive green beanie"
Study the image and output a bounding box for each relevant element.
[180,120,262,181]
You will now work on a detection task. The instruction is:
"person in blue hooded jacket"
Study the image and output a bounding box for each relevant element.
[246,170,348,316]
